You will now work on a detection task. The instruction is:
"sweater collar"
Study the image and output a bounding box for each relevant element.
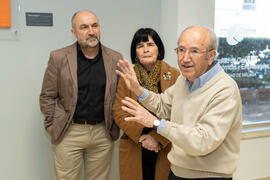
[186,61,222,92]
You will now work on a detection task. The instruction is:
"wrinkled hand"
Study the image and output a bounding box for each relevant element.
[121,97,156,127]
[116,59,144,96]
[139,134,160,152]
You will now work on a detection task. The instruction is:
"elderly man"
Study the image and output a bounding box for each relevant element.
[116,26,242,180]
[40,10,122,180]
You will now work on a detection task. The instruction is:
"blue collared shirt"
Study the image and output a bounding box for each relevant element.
[137,61,223,133]
[186,61,222,92]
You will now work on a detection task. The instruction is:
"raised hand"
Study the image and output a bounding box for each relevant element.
[116,59,144,96]
[139,134,160,152]
[121,97,156,127]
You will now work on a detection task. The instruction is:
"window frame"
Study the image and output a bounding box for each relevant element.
[215,0,270,139]
[242,121,270,139]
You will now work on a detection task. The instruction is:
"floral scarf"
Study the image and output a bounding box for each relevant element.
[134,60,161,93]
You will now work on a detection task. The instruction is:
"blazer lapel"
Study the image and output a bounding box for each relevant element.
[102,45,113,98]
[67,43,78,91]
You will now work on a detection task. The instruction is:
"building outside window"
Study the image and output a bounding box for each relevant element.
[215,0,270,126]
[243,0,256,10]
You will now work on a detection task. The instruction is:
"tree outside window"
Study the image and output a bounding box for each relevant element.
[215,0,270,124]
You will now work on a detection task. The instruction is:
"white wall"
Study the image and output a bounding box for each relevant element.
[177,0,215,33]
[234,136,270,180]
[1,0,270,180]
[159,0,215,68]
[0,0,161,179]
[160,0,179,68]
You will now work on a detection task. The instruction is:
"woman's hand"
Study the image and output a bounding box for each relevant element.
[139,134,160,152]
[116,59,144,96]
[121,97,156,127]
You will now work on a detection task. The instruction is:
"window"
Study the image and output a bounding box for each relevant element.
[215,0,270,135]
[243,0,256,10]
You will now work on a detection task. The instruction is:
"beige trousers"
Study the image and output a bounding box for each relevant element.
[53,123,113,180]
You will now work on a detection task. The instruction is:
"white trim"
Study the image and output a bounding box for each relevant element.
[242,120,270,139]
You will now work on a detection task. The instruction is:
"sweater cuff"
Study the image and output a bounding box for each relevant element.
[136,88,149,100]
[160,120,172,139]
[157,118,167,134]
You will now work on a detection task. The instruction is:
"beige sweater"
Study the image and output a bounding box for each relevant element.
[140,69,242,178]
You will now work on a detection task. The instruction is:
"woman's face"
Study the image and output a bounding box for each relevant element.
[136,36,159,71]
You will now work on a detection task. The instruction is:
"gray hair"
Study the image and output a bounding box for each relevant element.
[71,10,98,28]
[180,26,218,50]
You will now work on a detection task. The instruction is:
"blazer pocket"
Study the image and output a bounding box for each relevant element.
[53,107,66,122]
[53,100,68,123]
[50,101,69,137]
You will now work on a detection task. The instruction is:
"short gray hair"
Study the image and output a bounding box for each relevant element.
[71,10,98,28]
[180,26,218,50]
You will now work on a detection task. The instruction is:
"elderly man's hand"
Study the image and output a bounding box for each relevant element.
[121,97,156,127]
[116,59,144,96]
[139,134,160,152]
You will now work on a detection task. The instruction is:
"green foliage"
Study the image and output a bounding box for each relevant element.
[218,37,270,58]
[217,37,270,88]
[234,77,270,88]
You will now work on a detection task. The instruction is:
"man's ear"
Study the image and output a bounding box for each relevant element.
[71,28,76,38]
[208,50,216,66]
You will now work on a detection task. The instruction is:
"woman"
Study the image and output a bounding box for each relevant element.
[113,28,180,180]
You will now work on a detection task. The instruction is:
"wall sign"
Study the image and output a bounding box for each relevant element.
[26,12,53,26]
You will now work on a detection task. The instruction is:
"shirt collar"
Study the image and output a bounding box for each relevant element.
[186,61,222,92]
[77,42,102,60]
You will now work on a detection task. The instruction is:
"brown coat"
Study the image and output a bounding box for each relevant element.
[40,42,122,144]
[113,61,180,180]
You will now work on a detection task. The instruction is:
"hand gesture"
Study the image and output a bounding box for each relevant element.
[116,59,144,96]
[121,97,156,127]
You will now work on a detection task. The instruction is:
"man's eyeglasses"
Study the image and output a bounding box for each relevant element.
[174,47,213,58]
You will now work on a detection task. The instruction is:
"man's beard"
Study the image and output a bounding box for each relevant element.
[80,35,100,48]
[85,35,99,48]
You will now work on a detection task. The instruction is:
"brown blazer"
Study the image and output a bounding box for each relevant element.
[113,61,180,180]
[40,42,123,144]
